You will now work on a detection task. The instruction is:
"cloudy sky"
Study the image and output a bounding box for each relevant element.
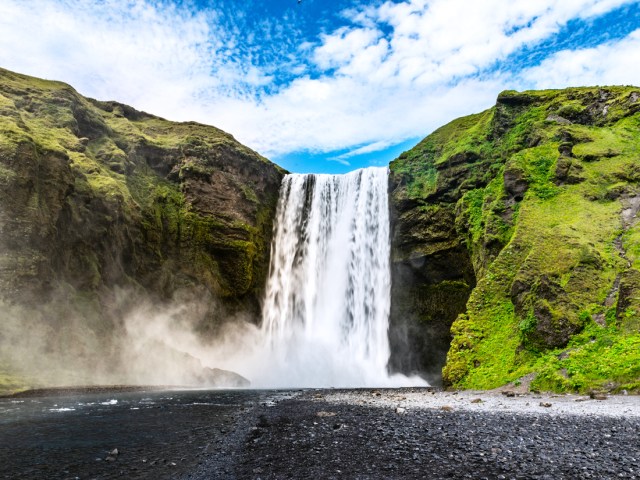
[1,0,639,173]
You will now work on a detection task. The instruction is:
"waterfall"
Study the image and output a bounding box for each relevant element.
[259,166,413,387]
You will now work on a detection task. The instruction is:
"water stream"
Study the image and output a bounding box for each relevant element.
[258,167,419,387]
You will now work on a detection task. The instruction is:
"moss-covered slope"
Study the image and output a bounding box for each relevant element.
[0,67,285,304]
[0,68,284,390]
[390,86,640,393]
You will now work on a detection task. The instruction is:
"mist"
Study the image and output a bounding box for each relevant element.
[0,280,427,390]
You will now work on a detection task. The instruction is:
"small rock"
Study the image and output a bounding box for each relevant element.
[590,392,608,400]
[546,114,572,124]
[471,398,483,404]
[104,448,119,462]
[441,405,454,412]
[253,467,264,474]
[316,411,336,417]
[396,407,406,414]
[503,391,515,398]
[539,402,552,408]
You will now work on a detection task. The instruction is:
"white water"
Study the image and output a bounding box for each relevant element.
[256,167,424,387]
[115,167,426,388]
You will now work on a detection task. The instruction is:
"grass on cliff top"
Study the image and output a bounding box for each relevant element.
[426,109,495,165]
[391,109,495,200]
[0,67,274,169]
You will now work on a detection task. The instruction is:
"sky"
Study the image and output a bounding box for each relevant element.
[0,0,639,173]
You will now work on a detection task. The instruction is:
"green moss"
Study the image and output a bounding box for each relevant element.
[394,84,640,392]
[509,143,560,199]
[0,66,284,342]
[530,322,640,393]
[390,109,495,201]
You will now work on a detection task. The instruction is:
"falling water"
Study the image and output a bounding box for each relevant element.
[259,167,417,387]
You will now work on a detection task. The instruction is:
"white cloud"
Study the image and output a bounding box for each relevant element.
[333,141,398,161]
[0,0,638,169]
[520,29,640,88]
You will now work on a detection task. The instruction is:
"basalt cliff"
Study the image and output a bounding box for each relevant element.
[0,68,284,391]
[389,86,640,393]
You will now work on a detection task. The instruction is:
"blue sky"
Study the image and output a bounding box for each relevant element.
[1,0,640,173]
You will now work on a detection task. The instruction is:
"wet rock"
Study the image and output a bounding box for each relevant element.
[546,114,572,124]
[555,156,584,184]
[199,367,250,388]
[503,166,528,201]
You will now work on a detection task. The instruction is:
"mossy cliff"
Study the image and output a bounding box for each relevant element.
[0,68,284,389]
[389,86,640,393]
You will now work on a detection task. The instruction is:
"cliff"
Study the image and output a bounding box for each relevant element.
[2,66,638,394]
[0,68,284,391]
[389,86,640,393]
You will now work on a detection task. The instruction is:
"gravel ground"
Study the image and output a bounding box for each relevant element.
[1,387,638,479]
[225,388,640,480]
[321,388,640,417]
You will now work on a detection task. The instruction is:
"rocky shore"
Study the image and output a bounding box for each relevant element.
[1,387,638,479]
[202,388,639,479]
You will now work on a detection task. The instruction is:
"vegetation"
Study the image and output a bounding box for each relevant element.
[391,86,640,393]
[0,68,284,394]
[1,66,638,395]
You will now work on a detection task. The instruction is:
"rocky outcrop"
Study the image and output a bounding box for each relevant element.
[0,68,284,308]
[0,68,284,389]
[390,86,640,393]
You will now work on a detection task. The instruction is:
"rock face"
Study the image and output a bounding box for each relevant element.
[389,86,640,393]
[2,67,638,395]
[0,67,284,307]
[0,68,284,387]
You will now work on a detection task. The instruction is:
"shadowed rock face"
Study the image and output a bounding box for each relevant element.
[389,86,640,393]
[0,67,284,337]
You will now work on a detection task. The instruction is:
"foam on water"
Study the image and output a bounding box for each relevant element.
[256,167,425,388]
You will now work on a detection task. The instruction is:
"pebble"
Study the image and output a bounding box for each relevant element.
[230,389,640,479]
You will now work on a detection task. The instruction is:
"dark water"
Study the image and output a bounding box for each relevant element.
[0,388,280,480]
